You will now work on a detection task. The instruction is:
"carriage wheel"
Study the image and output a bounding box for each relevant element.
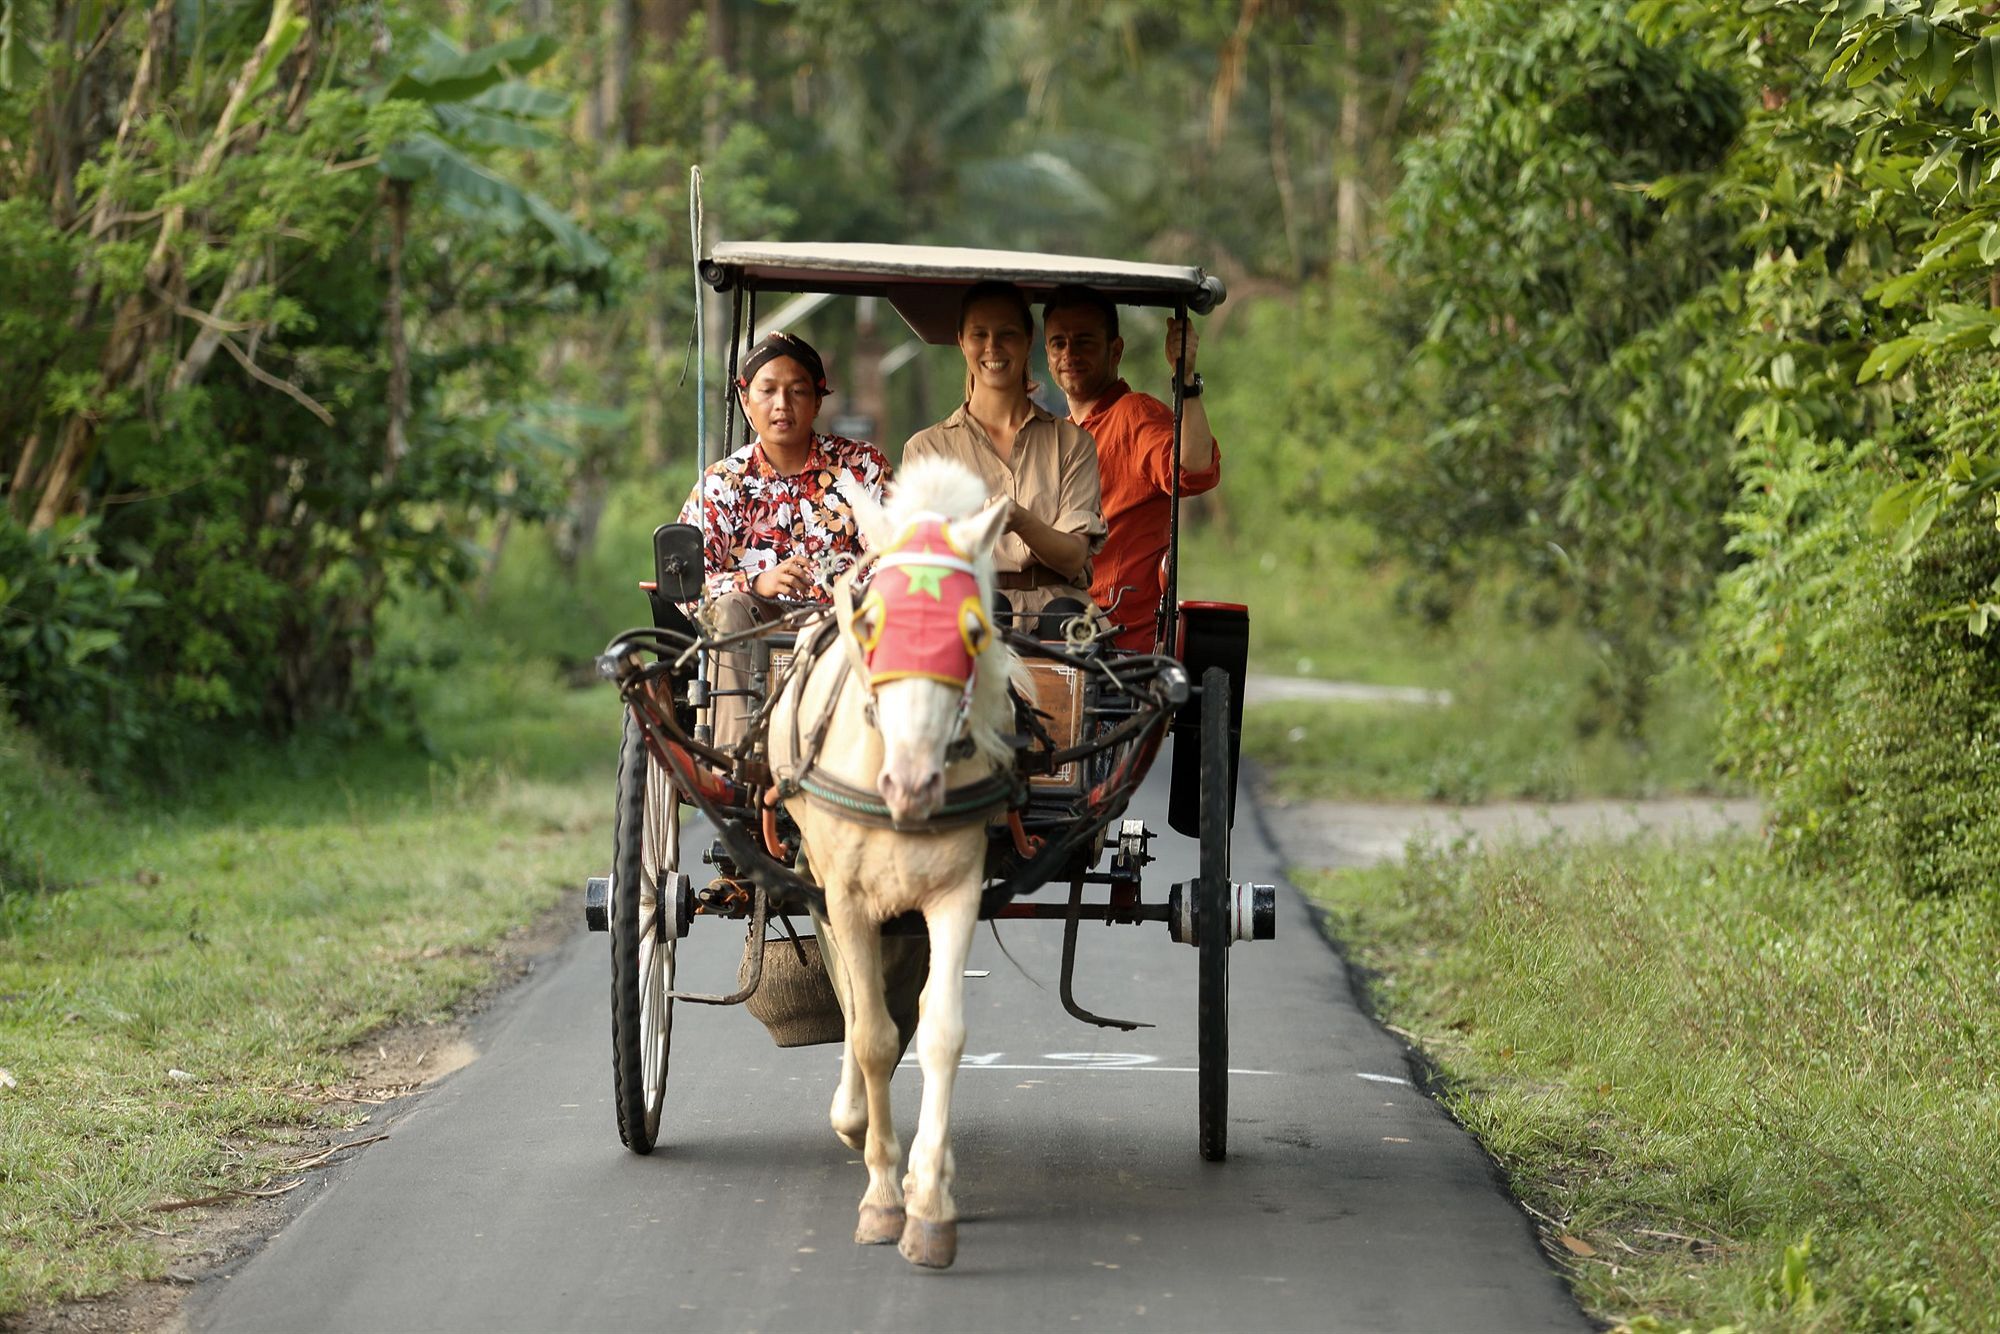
[611,712,677,1153]
[1196,665,1232,1162]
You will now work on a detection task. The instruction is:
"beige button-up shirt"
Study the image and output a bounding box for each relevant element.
[902,401,1107,610]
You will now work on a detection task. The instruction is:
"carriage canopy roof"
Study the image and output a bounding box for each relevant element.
[700,242,1226,346]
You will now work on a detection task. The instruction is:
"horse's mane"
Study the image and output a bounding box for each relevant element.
[878,457,1024,770]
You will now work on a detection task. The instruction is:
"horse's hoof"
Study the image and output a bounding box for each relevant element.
[855,1204,905,1246]
[898,1217,957,1269]
[835,1126,864,1152]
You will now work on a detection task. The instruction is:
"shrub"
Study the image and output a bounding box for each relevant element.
[1712,461,2000,896]
[0,518,161,778]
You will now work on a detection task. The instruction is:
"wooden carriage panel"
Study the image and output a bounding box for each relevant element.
[1023,659,1084,791]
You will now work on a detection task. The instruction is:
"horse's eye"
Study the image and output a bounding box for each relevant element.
[960,604,991,653]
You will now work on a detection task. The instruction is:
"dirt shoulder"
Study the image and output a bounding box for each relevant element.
[1257,789,1764,870]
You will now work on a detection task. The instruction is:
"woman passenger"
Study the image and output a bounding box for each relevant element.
[902,281,1106,637]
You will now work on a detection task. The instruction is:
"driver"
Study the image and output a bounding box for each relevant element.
[679,330,891,748]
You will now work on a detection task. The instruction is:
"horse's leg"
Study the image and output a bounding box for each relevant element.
[810,902,868,1151]
[827,896,905,1245]
[898,883,979,1269]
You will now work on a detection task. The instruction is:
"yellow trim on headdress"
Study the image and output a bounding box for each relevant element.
[957,594,993,657]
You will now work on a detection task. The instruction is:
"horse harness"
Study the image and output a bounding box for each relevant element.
[766,516,1023,831]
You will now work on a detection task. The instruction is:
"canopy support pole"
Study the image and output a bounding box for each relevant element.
[1159,299,1188,657]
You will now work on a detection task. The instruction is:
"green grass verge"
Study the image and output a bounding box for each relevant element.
[1303,839,1999,1332]
[0,663,620,1316]
[1178,522,1726,802]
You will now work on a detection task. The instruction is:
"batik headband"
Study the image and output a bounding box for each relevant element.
[738,331,831,396]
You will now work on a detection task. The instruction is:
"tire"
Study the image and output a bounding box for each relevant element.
[1196,665,1232,1162]
[611,712,677,1153]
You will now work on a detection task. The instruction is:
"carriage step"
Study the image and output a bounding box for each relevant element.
[584,876,610,932]
[1166,881,1276,946]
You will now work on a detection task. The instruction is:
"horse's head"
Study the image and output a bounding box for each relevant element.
[845,458,1013,826]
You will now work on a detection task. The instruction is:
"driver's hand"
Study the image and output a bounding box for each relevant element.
[753,554,815,600]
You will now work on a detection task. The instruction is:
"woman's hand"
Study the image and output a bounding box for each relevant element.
[989,495,1021,533]
[753,553,816,600]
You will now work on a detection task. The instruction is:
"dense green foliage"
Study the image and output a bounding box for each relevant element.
[1376,1,1744,728]
[0,3,628,776]
[0,0,1417,776]
[1359,0,2000,891]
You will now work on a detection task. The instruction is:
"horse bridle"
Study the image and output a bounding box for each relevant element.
[831,514,992,749]
[767,519,1016,830]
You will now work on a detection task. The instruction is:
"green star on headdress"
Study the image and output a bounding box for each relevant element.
[900,563,950,600]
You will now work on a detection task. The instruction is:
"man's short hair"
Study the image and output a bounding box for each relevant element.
[1042,285,1120,343]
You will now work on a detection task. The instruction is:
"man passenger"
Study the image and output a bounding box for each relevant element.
[1042,286,1221,652]
[904,280,1105,639]
[679,330,891,749]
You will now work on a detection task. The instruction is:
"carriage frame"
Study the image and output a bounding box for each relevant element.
[584,242,1268,1164]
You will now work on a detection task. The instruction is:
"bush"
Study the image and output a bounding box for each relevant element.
[0,518,161,778]
[1712,460,2000,896]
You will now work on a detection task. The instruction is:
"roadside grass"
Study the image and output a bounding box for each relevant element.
[1239,650,1721,803]
[1303,839,2000,1332]
[0,657,620,1316]
[1178,522,1725,802]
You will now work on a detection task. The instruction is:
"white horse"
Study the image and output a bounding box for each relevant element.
[766,456,1018,1270]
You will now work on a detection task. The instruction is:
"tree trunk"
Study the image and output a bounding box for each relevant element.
[384,177,411,481]
[697,0,733,465]
[8,433,43,521]
[30,0,300,530]
[605,0,636,147]
[1334,7,1366,267]
[1268,51,1301,279]
[640,256,669,466]
[854,296,887,443]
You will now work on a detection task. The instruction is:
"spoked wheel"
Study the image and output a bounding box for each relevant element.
[1196,665,1232,1162]
[611,713,678,1153]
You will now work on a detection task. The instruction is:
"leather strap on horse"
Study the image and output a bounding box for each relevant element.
[768,557,1021,830]
[794,767,1022,830]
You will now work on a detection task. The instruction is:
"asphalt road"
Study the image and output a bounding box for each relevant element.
[188,747,1586,1334]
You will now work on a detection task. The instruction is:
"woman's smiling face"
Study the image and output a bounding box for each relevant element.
[958,295,1031,395]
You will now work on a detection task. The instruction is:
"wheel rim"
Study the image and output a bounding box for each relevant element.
[638,753,677,1136]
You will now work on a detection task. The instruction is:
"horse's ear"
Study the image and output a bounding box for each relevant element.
[844,475,892,550]
[951,500,1009,561]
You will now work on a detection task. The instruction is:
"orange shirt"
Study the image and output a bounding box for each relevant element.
[1078,380,1222,651]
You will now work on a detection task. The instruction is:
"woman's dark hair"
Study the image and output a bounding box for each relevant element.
[958,281,1037,398]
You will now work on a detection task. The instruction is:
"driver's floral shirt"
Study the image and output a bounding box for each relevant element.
[677,433,892,603]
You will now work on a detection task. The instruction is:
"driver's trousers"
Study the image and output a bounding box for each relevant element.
[707,591,780,755]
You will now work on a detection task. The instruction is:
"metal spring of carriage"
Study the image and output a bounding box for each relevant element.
[582,241,1271,1165]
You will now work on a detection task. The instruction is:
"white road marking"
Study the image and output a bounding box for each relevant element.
[898,1059,1278,1075]
[962,969,990,977]
[878,1049,1280,1074]
[1356,1072,1410,1086]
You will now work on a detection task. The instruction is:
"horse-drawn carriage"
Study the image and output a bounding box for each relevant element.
[582,242,1271,1268]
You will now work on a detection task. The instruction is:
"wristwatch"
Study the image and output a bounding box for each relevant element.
[1179,372,1204,399]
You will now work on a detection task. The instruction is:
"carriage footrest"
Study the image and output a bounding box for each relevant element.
[1166,881,1276,945]
[584,876,610,932]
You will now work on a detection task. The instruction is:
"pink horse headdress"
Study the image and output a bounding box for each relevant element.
[858,515,994,690]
